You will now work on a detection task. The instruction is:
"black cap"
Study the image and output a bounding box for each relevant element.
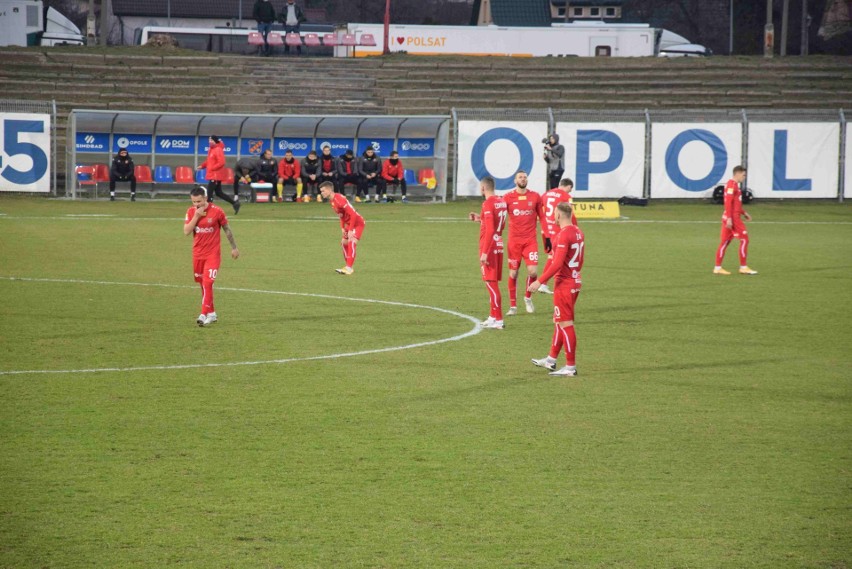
[344,148,353,156]
[210,135,221,143]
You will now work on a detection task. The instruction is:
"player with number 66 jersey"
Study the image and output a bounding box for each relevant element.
[503,170,546,315]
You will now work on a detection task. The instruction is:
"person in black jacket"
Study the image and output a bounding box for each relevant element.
[318,146,337,198]
[336,149,360,200]
[252,0,276,56]
[279,0,306,55]
[109,147,136,201]
[233,156,258,202]
[300,149,321,201]
[358,147,384,203]
[254,149,278,203]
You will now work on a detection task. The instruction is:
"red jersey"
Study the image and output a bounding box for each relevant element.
[722,178,744,222]
[381,159,405,181]
[278,158,301,180]
[186,203,228,259]
[479,195,507,256]
[538,224,585,285]
[331,193,364,231]
[541,188,575,237]
[504,189,545,242]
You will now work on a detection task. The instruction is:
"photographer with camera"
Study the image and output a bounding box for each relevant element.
[543,134,565,191]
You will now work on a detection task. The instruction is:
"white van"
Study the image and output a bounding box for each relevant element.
[0,0,84,47]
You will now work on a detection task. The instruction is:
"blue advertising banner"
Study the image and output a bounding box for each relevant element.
[155,135,196,155]
[241,138,272,156]
[273,137,313,155]
[112,134,152,154]
[356,138,395,156]
[315,138,354,156]
[397,138,435,158]
[75,132,110,153]
[198,136,238,156]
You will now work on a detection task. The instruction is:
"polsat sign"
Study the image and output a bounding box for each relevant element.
[394,35,447,48]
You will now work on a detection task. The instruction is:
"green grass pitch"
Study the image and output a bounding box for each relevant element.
[0,196,849,568]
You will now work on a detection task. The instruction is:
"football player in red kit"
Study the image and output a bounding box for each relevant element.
[528,202,584,376]
[469,175,507,330]
[183,186,240,327]
[319,181,365,275]
[539,178,577,294]
[503,170,546,315]
[714,165,757,275]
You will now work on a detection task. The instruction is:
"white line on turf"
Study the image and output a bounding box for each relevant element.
[0,276,483,376]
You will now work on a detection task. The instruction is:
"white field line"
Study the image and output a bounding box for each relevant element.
[0,276,483,376]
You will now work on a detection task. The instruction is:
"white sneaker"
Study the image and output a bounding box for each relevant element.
[531,357,557,371]
[549,365,578,377]
[538,284,553,294]
[481,319,504,329]
[481,316,495,326]
[506,306,518,316]
[335,266,354,275]
[524,297,535,313]
[205,312,218,324]
[196,314,207,327]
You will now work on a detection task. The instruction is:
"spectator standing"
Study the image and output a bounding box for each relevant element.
[252,0,276,56]
[529,202,585,377]
[109,146,136,202]
[381,150,407,203]
[183,186,240,327]
[543,134,565,191]
[336,149,360,200]
[232,155,258,202]
[276,149,301,202]
[279,0,306,55]
[359,146,384,203]
[198,136,240,214]
[300,149,321,201]
[317,146,337,201]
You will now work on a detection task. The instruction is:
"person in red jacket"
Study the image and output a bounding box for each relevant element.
[276,149,301,202]
[197,136,240,214]
[381,150,408,203]
[714,165,757,275]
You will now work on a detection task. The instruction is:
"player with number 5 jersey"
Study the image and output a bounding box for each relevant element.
[528,202,584,376]
[184,185,240,327]
[539,178,577,292]
[470,175,507,329]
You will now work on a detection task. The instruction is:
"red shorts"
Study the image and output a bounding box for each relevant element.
[346,219,366,241]
[481,252,503,282]
[553,279,581,323]
[193,256,221,284]
[508,238,539,270]
[720,221,748,241]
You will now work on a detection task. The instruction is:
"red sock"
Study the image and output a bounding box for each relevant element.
[508,275,517,307]
[548,324,563,359]
[525,275,534,299]
[738,236,749,266]
[559,325,577,366]
[343,241,357,268]
[201,281,215,314]
[486,281,502,319]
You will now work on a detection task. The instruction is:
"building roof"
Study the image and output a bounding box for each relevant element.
[551,0,623,6]
[112,0,294,19]
[471,0,552,27]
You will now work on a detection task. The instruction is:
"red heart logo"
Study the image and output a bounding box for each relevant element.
[396,36,404,45]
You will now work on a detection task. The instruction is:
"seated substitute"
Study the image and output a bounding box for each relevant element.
[300,149,321,202]
[358,146,384,203]
[380,150,407,203]
[317,146,337,200]
[232,155,259,202]
[336,149,360,200]
[109,146,136,201]
[276,149,301,202]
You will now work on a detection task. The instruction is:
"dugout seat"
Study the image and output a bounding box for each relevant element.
[154,165,174,183]
[93,163,110,184]
[403,169,417,186]
[223,167,235,182]
[135,165,154,195]
[247,31,264,46]
[267,32,284,47]
[75,165,98,199]
[341,33,357,47]
[174,166,194,184]
[359,33,377,47]
[322,33,338,47]
[195,168,207,184]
